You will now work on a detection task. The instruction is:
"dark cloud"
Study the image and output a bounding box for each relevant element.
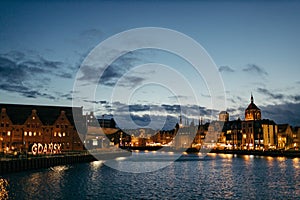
[219,65,235,73]
[0,50,74,100]
[290,95,300,102]
[129,104,150,112]
[243,64,268,76]
[257,88,284,100]
[262,103,300,126]
[0,83,56,99]
[83,100,109,105]
[78,51,146,87]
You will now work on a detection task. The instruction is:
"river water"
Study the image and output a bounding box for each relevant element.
[1,153,300,199]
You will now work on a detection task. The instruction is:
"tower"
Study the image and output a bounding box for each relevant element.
[245,94,261,121]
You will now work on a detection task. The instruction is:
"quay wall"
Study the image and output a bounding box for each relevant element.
[0,153,96,174]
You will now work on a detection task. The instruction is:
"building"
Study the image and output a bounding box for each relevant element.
[219,111,229,122]
[241,95,277,150]
[277,124,294,150]
[0,103,86,154]
[245,94,261,121]
[292,127,300,150]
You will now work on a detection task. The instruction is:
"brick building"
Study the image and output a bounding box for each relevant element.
[0,103,86,154]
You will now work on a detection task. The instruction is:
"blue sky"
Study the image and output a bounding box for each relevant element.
[1,0,300,129]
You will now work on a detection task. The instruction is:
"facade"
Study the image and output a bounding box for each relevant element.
[0,104,86,154]
[277,124,294,150]
[292,127,300,150]
[245,94,261,121]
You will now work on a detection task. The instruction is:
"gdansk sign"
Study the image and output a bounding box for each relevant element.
[31,143,62,155]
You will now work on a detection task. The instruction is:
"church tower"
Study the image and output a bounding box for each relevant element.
[245,94,261,121]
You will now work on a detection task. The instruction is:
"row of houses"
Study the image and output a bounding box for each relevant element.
[125,95,300,150]
[0,104,87,154]
[1,94,300,154]
[168,95,300,150]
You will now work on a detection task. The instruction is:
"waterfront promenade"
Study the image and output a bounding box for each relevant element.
[0,149,131,174]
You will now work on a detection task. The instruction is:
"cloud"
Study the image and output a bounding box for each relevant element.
[257,88,284,100]
[219,65,235,73]
[168,95,189,100]
[0,50,74,100]
[0,83,56,99]
[262,103,300,126]
[243,64,268,76]
[78,51,146,87]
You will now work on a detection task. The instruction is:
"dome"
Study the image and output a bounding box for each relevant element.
[245,94,261,121]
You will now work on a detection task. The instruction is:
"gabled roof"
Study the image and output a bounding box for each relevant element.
[278,124,289,133]
[0,103,83,126]
[246,102,260,110]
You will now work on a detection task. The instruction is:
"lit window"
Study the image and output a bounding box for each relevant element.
[243,134,247,139]
[63,132,66,137]
[58,132,62,137]
[29,131,32,136]
[54,132,57,137]
[7,131,11,136]
[293,134,297,138]
[39,132,41,136]
[24,131,27,136]
[32,116,35,119]
[34,132,36,136]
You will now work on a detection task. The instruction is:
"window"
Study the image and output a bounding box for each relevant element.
[1,123,4,127]
[29,131,32,136]
[56,125,59,128]
[63,132,66,137]
[54,132,57,137]
[6,123,9,127]
[39,132,41,136]
[24,131,27,136]
[33,132,36,136]
[7,131,10,136]
[293,134,297,138]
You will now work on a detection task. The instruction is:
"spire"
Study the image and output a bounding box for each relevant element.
[251,93,254,103]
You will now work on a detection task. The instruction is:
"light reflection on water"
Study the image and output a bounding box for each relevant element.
[0,178,9,200]
[1,153,300,199]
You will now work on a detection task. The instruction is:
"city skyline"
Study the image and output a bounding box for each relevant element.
[1,1,300,128]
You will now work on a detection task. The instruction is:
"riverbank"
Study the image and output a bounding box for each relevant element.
[125,146,300,158]
[0,150,131,174]
[210,149,300,158]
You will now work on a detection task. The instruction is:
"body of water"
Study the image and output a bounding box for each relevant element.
[1,153,300,199]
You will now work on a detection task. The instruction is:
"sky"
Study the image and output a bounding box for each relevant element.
[0,0,300,129]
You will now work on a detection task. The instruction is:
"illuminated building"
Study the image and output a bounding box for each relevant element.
[292,127,300,150]
[277,124,294,150]
[0,104,86,154]
[219,111,229,122]
[241,95,277,150]
[245,94,261,121]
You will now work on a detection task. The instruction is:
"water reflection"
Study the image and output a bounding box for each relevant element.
[2,154,300,199]
[0,178,8,200]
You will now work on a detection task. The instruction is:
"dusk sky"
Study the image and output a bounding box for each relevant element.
[1,0,300,129]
